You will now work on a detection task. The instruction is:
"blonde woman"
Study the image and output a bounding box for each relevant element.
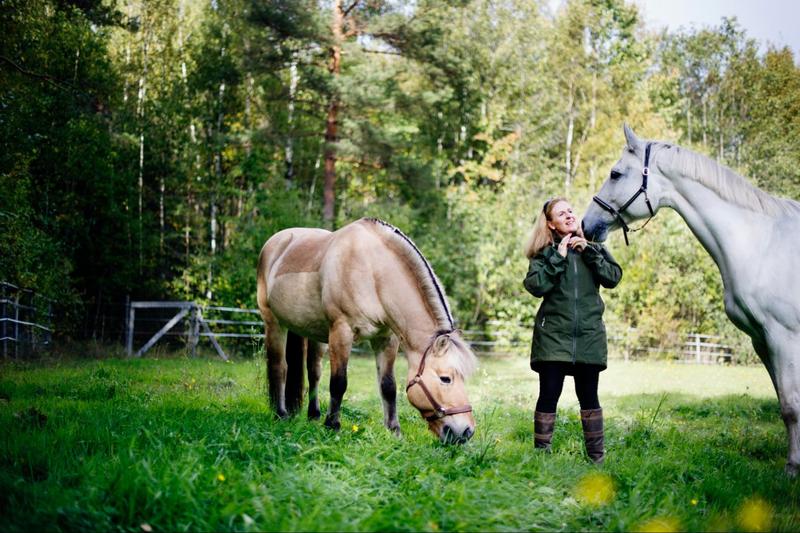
[523,197,622,463]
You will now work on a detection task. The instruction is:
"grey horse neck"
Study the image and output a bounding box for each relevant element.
[655,145,797,283]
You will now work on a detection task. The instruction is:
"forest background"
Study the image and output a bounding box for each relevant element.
[2,0,799,360]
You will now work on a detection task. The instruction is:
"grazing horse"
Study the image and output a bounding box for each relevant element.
[582,124,800,474]
[256,217,477,444]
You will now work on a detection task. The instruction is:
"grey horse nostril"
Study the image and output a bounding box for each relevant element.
[463,427,474,440]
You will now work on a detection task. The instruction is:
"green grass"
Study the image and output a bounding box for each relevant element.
[1,352,798,532]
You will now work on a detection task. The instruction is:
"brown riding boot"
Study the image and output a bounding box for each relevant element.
[534,411,557,451]
[580,408,605,464]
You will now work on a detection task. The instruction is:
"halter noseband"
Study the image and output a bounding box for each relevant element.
[592,142,656,246]
[405,332,473,422]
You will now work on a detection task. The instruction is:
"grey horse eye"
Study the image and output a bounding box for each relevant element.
[610,170,623,180]
[439,376,452,384]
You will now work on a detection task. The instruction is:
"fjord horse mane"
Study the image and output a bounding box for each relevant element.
[362,218,477,378]
[363,217,454,330]
[659,143,800,217]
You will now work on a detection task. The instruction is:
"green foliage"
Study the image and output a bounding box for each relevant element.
[2,0,798,354]
[0,356,797,531]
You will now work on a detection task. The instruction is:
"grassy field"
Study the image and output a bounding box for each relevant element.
[1,351,798,532]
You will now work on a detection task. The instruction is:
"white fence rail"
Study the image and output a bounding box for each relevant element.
[0,282,53,358]
[126,302,739,364]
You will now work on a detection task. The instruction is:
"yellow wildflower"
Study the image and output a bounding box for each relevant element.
[737,497,772,532]
[574,472,615,507]
[637,516,681,532]
[352,424,359,433]
[217,473,226,482]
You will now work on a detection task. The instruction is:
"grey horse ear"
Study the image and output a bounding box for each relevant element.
[623,123,640,151]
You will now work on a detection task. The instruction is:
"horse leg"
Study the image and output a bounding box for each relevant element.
[307,340,324,420]
[371,335,401,435]
[767,336,800,476]
[324,319,353,431]
[284,331,306,415]
[262,308,289,418]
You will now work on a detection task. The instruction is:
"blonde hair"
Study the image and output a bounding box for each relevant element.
[524,196,582,258]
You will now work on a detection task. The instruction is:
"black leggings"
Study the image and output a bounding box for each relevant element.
[535,362,600,413]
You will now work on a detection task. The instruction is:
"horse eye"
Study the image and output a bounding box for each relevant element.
[439,376,452,384]
[610,170,623,180]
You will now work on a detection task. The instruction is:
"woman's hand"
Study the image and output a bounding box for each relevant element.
[568,236,588,252]
[558,233,572,257]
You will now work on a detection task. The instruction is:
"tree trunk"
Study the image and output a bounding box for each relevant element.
[323,0,344,227]
[285,54,298,188]
[564,80,575,194]
[702,95,708,148]
[686,102,692,144]
[208,198,217,300]
[159,177,164,255]
[137,24,149,275]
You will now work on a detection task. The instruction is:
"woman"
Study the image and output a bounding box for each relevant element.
[522,197,622,463]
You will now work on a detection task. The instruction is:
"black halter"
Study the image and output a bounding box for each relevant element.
[592,143,657,246]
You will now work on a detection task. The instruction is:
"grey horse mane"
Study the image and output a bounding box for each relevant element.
[364,217,454,331]
[657,142,800,217]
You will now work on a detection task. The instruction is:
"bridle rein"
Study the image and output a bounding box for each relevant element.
[405,332,473,422]
[592,142,657,246]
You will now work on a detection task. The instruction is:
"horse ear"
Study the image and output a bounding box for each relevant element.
[433,334,450,356]
[623,123,640,151]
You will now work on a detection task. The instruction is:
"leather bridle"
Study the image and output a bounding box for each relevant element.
[592,142,657,246]
[405,332,473,422]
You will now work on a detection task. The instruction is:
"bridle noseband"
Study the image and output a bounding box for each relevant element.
[592,142,656,245]
[405,332,473,422]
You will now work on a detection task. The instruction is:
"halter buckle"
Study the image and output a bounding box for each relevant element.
[591,142,657,246]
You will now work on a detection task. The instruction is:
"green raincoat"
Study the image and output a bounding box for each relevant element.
[523,242,622,371]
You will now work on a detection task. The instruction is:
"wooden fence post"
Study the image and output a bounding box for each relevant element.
[189,304,200,357]
[694,333,702,364]
[1,284,6,358]
[126,304,135,356]
[14,289,20,359]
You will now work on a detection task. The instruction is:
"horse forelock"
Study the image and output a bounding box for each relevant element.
[657,142,800,217]
[363,218,455,330]
[429,330,478,379]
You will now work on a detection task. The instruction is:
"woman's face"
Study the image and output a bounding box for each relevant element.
[547,200,579,236]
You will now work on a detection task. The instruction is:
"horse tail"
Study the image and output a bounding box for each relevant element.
[284,331,306,414]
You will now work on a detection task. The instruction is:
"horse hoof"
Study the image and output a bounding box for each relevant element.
[308,408,321,420]
[276,408,289,419]
[324,417,341,431]
[387,423,401,436]
[786,462,799,477]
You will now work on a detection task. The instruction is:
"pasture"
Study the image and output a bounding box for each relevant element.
[1,352,798,532]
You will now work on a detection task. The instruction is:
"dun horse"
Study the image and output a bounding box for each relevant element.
[583,125,800,474]
[256,218,477,444]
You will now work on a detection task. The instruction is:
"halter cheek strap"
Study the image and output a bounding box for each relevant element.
[592,142,656,245]
[405,334,473,422]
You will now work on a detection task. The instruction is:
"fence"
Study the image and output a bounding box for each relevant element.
[0,282,53,358]
[126,301,267,360]
[126,303,738,365]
